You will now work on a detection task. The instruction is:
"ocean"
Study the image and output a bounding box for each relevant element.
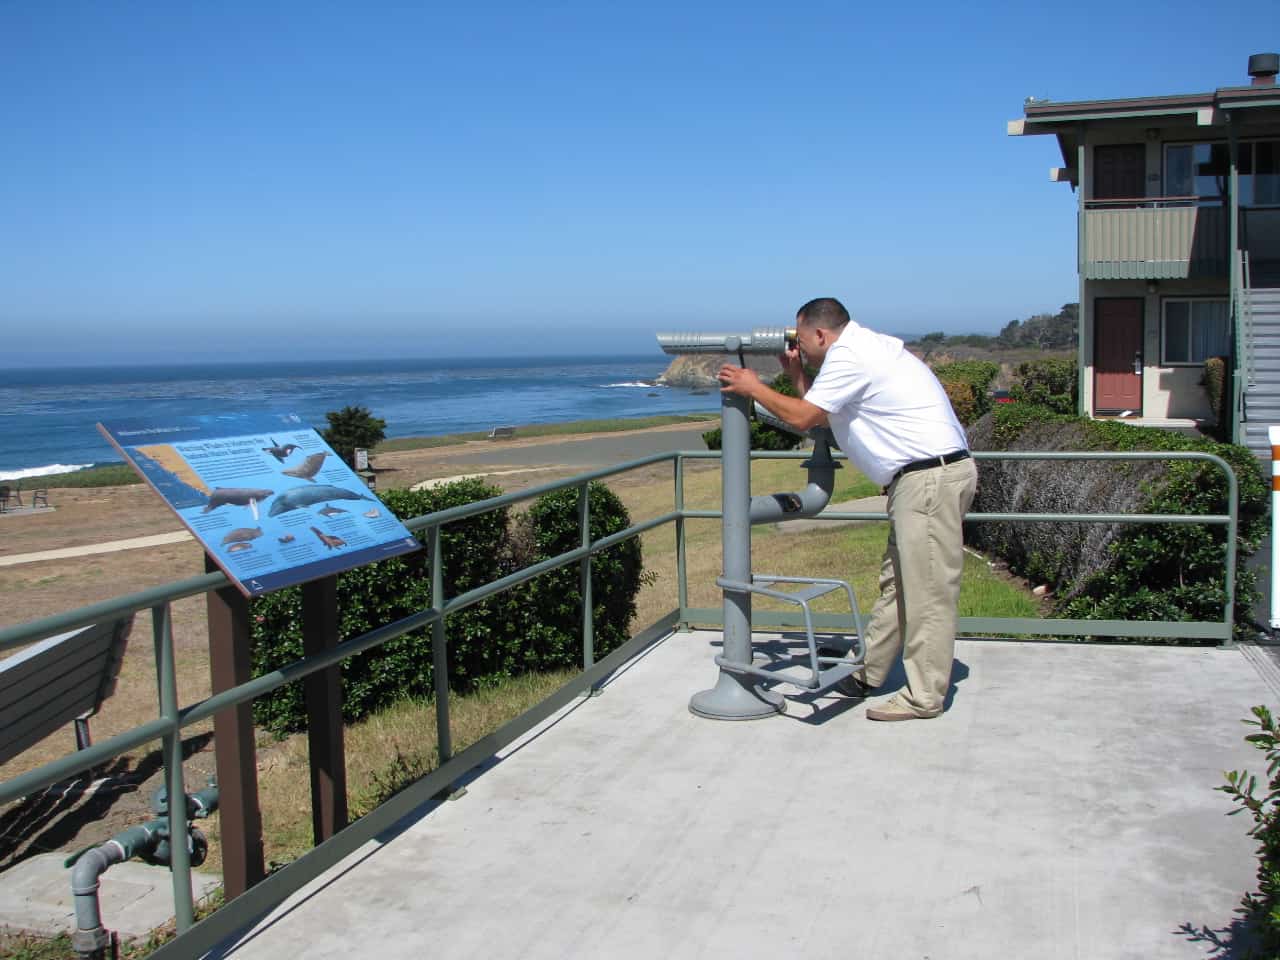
[0,356,715,480]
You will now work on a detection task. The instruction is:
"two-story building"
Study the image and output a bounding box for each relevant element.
[1010,53,1280,464]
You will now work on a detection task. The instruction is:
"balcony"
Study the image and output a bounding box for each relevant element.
[1083,201,1227,280]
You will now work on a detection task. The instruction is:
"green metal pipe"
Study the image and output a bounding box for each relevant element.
[430,525,452,763]
[675,457,688,627]
[579,484,594,669]
[152,604,195,931]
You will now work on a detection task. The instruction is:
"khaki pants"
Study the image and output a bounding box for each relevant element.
[861,457,978,716]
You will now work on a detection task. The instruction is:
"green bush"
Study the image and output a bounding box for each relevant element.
[968,403,1267,642]
[321,405,387,467]
[702,373,804,451]
[510,482,645,668]
[249,478,516,735]
[249,478,644,736]
[1220,705,1280,953]
[1203,356,1230,442]
[934,359,1001,422]
[1010,357,1078,414]
[941,378,980,425]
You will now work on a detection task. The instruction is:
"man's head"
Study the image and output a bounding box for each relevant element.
[793,297,850,365]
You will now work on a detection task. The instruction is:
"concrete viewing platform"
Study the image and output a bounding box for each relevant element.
[204,630,1280,959]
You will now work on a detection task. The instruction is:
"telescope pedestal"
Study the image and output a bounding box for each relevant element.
[688,391,784,720]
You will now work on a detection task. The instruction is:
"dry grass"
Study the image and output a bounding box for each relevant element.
[218,670,575,871]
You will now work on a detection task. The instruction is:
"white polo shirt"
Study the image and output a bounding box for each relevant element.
[803,321,968,487]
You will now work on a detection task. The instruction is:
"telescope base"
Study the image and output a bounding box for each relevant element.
[689,671,785,721]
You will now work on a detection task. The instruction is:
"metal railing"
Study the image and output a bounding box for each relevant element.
[0,445,1243,957]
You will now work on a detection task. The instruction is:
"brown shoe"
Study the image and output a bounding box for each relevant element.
[865,696,940,722]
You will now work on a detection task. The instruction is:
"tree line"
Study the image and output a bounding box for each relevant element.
[911,303,1078,351]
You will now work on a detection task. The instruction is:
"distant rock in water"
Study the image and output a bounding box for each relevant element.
[656,354,783,389]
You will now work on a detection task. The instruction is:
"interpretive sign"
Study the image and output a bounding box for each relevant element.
[97,413,420,597]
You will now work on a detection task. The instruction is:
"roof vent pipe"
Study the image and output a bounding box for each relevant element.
[1248,52,1279,86]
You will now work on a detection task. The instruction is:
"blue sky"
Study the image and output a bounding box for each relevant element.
[0,3,1264,364]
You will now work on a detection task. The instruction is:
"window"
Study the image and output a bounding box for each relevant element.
[1162,299,1229,364]
[1164,140,1280,206]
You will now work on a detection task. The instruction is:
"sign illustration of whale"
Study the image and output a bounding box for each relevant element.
[202,487,275,513]
[282,452,328,481]
[268,484,374,517]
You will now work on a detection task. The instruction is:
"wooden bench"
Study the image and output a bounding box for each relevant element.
[487,426,517,440]
[0,617,134,765]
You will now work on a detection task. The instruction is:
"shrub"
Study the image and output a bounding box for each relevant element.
[321,405,387,467]
[1203,356,1230,442]
[249,478,647,736]
[249,478,516,735]
[702,373,804,451]
[1219,705,1280,952]
[967,403,1267,642]
[510,481,645,668]
[1010,358,1078,414]
[933,359,1000,396]
[941,379,980,425]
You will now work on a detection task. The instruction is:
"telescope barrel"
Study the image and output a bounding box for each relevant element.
[656,327,796,356]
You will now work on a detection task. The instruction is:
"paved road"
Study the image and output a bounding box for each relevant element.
[445,425,713,468]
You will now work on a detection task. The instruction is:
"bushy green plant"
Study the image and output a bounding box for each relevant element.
[933,360,1000,391]
[1203,356,1230,442]
[249,477,647,736]
[969,403,1267,642]
[249,478,516,735]
[935,359,1000,423]
[1010,358,1078,414]
[321,405,387,466]
[941,378,980,425]
[1220,705,1280,953]
[702,373,804,451]
[511,481,646,667]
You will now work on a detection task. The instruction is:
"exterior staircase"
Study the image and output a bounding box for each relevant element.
[1242,286,1280,466]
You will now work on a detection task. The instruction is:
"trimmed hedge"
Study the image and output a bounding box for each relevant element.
[249,478,645,736]
[934,360,1000,426]
[1010,357,1078,415]
[968,403,1267,642]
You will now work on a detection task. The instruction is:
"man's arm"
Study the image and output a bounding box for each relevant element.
[717,365,829,432]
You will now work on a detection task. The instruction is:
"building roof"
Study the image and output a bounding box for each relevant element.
[1008,79,1280,186]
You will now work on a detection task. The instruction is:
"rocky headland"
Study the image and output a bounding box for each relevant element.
[656,354,784,390]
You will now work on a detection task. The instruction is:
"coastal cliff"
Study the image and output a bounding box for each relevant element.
[656,354,784,389]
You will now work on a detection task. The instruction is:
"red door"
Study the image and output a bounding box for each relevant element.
[1094,298,1143,414]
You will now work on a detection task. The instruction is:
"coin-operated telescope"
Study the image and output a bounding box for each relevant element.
[656,327,796,360]
[657,329,864,721]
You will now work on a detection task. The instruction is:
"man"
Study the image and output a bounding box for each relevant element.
[717,297,977,721]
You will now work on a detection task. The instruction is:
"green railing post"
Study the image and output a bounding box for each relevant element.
[675,455,688,629]
[579,482,594,670]
[152,602,195,932]
[1223,457,1239,648]
[429,524,452,764]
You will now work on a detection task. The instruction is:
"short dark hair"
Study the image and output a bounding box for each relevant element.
[796,297,850,331]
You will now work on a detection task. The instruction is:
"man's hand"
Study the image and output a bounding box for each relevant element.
[779,345,804,381]
[718,364,762,397]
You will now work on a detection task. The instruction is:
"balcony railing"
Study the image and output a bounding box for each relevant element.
[1082,199,1227,279]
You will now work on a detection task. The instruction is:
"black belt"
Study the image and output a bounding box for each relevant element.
[893,449,971,482]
